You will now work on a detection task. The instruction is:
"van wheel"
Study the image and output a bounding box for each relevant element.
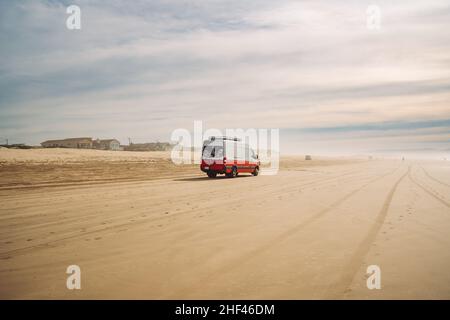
[226,167,237,178]
[252,167,259,176]
[207,172,217,178]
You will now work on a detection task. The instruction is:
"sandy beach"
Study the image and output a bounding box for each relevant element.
[0,148,449,299]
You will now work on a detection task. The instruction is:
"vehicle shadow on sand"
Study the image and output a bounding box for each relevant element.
[173,175,254,182]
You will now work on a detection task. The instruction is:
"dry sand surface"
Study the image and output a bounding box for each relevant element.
[0,148,449,299]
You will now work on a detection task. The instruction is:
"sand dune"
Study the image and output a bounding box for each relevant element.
[0,149,449,299]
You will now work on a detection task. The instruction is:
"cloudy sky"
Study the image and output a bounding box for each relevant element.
[0,0,449,157]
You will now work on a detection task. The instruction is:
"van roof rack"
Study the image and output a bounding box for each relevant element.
[209,136,241,141]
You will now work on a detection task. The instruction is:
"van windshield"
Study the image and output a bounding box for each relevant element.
[202,145,224,158]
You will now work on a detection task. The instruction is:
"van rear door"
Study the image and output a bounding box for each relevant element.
[201,140,224,170]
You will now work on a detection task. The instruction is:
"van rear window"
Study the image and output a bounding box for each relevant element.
[202,145,223,158]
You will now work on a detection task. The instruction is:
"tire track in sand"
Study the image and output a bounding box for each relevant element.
[410,167,450,209]
[0,167,379,260]
[328,166,410,298]
[170,166,401,298]
[0,166,372,260]
[420,165,450,188]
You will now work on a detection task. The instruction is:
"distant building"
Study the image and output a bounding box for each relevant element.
[41,137,93,149]
[41,137,121,150]
[93,139,121,151]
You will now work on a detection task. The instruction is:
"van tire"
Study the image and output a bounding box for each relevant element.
[207,172,217,178]
[252,166,259,176]
[226,167,237,178]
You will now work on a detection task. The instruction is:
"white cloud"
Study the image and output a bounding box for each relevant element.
[0,0,449,156]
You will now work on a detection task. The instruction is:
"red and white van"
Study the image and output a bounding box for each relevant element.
[200,136,260,178]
